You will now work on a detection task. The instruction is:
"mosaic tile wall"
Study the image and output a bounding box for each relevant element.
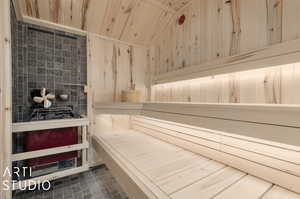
[11,10,87,123]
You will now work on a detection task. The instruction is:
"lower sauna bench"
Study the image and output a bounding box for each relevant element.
[93,129,300,199]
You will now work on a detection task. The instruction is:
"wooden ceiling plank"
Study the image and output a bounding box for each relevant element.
[84,0,109,33]
[143,0,176,14]
[121,1,162,45]
[69,0,84,29]
[112,0,139,40]
[12,0,24,21]
[36,0,51,21]
[100,0,123,36]
[81,0,90,30]
[18,0,182,46]
[50,0,60,23]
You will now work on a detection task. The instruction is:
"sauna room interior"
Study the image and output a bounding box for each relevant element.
[1,0,300,199]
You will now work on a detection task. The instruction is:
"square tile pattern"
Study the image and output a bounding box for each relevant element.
[13,166,129,199]
[11,8,87,123]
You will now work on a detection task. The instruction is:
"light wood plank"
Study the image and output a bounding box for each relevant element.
[158,159,225,194]
[170,167,245,199]
[262,186,300,199]
[0,0,12,198]
[213,175,272,199]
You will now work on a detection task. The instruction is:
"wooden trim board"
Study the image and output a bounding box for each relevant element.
[22,16,87,36]
[154,38,300,84]
[12,118,89,133]
[22,16,148,48]
[12,143,89,162]
[94,103,144,115]
[0,0,12,198]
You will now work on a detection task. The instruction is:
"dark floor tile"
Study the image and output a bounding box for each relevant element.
[13,166,128,199]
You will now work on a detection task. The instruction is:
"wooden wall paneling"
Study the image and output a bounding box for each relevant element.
[173,10,184,70]
[88,34,149,168]
[146,47,156,101]
[179,5,191,69]
[90,37,114,104]
[152,64,295,104]
[189,0,201,66]
[132,47,148,101]
[239,0,268,53]
[267,0,283,45]
[159,25,171,73]
[238,69,265,104]
[222,0,234,57]
[281,64,300,104]
[282,0,300,42]
[0,0,12,198]
[198,0,208,64]
[207,0,225,61]
[228,73,240,103]
[116,44,131,101]
[152,0,300,82]
[228,0,241,56]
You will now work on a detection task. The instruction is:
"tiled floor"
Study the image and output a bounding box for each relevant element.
[13,166,128,199]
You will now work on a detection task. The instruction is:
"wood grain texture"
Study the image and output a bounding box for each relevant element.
[152,64,300,104]
[153,0,300,84]
[0,0,12,198]
[93,129,300,198]
[170,167,246,199]
[267,0,283,45]
[131,115,300,194]
[18,0,181,45]
[88,34,149,104]
[262,186,300,199]
[213,175,272,199]
[88,33,149,165]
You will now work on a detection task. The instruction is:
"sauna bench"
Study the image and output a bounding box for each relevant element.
[93,129,300,199]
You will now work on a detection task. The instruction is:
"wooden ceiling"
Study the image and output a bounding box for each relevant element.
[17,0,192,45]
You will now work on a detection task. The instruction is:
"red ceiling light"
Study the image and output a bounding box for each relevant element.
[178,14,186,25]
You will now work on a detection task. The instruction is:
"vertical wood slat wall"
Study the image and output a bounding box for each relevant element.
[152,64,300,104]
[154,0,298,74]
[87,34,150,165]
[152,0,300,105]
[0,0,12,198]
